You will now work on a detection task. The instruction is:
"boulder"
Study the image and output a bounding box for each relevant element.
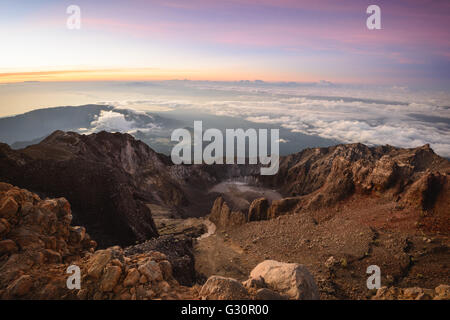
[123,268,140,287]
[158,260,173,280]
[200,276,249,300]
[100,266,122,292]
[0,182,194,300]
[138,259,163,282]
[87,250,112,279]
[250,260,319,300]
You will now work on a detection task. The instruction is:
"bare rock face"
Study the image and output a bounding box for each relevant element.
[267,198,300,220]
[393,169,450,234]
[249,260,319,300]
[0,131,179,247]
[206,143,449,229]
[248,198,269,222]
[260,143,449,220]
[200,276,250,300]
[209,197,247,229]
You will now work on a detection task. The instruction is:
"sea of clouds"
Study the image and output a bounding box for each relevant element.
[98,81,450,157]
[207,96,450,157]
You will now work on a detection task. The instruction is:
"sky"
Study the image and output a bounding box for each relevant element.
[1,0,450,88]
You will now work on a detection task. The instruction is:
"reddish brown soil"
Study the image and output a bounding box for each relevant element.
[195,194,449,299]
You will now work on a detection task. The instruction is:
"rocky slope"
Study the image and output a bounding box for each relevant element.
[200,143,449,299]
[210,143,449,233]
[267,143,449,215]
[0,130,263,247]
[0,130,448,300]
[0,131,192,247]
[0,182,197,299]
[0,182,324,300]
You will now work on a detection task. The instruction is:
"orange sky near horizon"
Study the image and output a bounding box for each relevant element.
[0,68,325,84]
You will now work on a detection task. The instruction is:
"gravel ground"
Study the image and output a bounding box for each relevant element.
[195,194,450,299]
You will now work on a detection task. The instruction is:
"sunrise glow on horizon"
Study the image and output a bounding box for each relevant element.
[1,0,449,88]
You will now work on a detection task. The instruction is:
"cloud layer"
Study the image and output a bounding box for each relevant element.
[109,81,450,157]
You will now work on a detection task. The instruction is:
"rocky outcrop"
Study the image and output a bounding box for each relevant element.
[0,183,195,300]
[260,143,449,219]
[208,144,449,229]
[267,197,300,219]
[248,198,269,221]
[373,285,450,300]
[0,131,188,247]
[123,234,197,286]
[67,247,193,300]
[0,182,95,298]
[211,196,297,227]
[209,197,247,229]
[0,130,265,246]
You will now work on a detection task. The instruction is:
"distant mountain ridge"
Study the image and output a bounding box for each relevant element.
[0,104,182,152]
[0,105,108,145]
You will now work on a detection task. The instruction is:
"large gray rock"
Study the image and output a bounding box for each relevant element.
[250,260,319,300]
[200,275,249,300]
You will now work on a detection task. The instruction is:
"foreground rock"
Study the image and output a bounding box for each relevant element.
[373,285,450,300]
[249,260,319,300]
[0,183,195,300]
[200,276,249,300]
[123,234,197,286]
[200,260,319,300]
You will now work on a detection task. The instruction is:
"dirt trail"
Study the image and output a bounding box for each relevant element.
[194,231,252,281]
